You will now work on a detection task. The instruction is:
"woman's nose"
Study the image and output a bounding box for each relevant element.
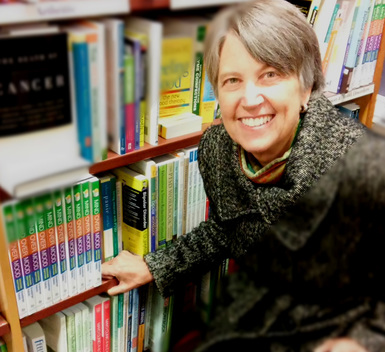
[242,81,264,108]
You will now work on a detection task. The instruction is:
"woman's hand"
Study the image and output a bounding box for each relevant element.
[101,250,154,296]
[314,338,368,352]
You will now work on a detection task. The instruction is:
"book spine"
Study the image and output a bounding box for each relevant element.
[53,190,69,301]
[33,196,53,309]
[73,184,86,293]
[64,311,76,352]
[115,180,123,254]
[110,176,119,257]
[199,67,217,124]
[3,203,28,318]
[90,179,102,287]
[81,305,91,352]
[139,41,146,149]
[130,289,140,352]
[92,302,103,352]
[72,35,93,162]
[100,177,114,262]
[118,294,125,352]
[158,164,167,249]
[88,32,102,164]
[43,194,61,304]
[192,25,206,116]
[166,162,174,245]
[172,157,179,242]
[103,298,111,352]
[133,40,141,151]
[64,187,78,296]
[110,295,119,352]
[118,22,126,155]
[124,53,135,153]
[137,286,147,352]
[127,291,133,352]
[81,181,94,290]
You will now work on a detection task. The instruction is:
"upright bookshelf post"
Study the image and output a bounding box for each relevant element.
[0,215,24,352]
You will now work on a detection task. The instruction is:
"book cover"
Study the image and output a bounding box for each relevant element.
[68,305,84,352]
[112,167,149,256]
[159,36,193,118]
[129,159,158,253]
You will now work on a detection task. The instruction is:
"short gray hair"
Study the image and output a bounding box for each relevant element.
[204,0,324,97]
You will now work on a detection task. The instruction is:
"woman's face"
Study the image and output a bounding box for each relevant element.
[217,33,311,166]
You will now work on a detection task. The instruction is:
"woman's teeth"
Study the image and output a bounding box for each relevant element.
[241,115,273,127]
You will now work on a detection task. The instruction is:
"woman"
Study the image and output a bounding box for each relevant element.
[102,0,385,350]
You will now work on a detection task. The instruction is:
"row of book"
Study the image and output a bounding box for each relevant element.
[292,0,385,94]
[0,13,217,166]
[2,175,103,319]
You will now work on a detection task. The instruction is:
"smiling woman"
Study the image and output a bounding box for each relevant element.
[102,1,385,351]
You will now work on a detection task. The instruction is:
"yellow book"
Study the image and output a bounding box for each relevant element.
[199,66,217,124]
[159,37,193,118]
[112,167,149,256]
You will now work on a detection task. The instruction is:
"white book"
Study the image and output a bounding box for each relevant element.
[103,18,126,156]
[61,308,76,352]
[22,322,47,352]
[39,312,68,352]
[158,113,202,139]
[125,17,163,146]
[69,305,84,352]
[73,303,91,352]
[83,296,103,352]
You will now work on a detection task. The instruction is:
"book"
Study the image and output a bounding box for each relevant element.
[337,101,361,119]
[103,18,126,156]
[199,66,217,124]
[22,322,47,352]
[0,338,7,352]
[100,295,111,352]
[61,308,76,352]
[99,174,116,262]
[129,159,158,254]
[125,17,163,146]
[83,296,103,352]
[159,36,193,118]
[39,312,68,352]
[63,186,78,297]
[69,305,84,352]
[339,0,372,93]
[79,20,108,161]
[73,302,92,352]
[0,31,89,198]
[112,167,149,256]
[158,112,202,139]
[53,190,70,301]
[2,201,28,318]
[89,177,102,287]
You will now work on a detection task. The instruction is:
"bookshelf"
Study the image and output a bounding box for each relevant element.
[0,1,385,351]
[0,315,9,337]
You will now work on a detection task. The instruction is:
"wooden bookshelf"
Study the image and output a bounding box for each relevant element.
[20,278,118,328]
[90,122,216,175]
[0,315,10,337]
[130,0,169,11]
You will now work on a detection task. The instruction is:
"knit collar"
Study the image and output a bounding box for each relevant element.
[198,94,367,225]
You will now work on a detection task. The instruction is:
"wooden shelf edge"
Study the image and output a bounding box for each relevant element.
[90,122,218,175]
[0,315,10,337]
[130,0,169,11]
[20,278,118,328]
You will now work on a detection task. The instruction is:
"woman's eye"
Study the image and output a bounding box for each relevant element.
[225,77,239,85]
[264,71,278,79]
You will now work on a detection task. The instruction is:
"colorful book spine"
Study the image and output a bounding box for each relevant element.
[53,190,69,301]
[158,163,167,249]
[166,161,174,244]
[123,49,136,153]
[33,195,54,308]
[72,33,93,161]
[130,288,140,352]
[2,202,28,318]
[81,179,94,290]
[73,183,86,293]
[90,178,102,287]
[137,286,148,352]
[109,175,119,257]
[99,175,115,262]
[43,194,61,304]
[101,296,111,352]
[192,25,206,116]
[64,187,78,296]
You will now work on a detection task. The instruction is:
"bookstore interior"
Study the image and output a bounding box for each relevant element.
[0,0,385,351]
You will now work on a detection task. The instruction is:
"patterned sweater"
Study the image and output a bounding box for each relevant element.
[145,95,385,350]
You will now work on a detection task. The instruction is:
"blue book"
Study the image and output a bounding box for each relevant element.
[72,34,93,161]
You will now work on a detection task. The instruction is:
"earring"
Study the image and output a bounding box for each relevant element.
[300,103,308,113]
